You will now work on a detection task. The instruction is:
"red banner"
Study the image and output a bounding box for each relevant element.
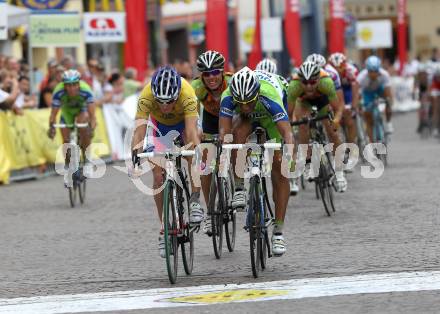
[284,0,302,67]
[247,0,262,69]
[328,0,345,54]
[397,0,407,74]
[206,0,229,67]
[124,0,148,80]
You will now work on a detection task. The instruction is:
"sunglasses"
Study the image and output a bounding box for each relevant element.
[234,93,258,105]
[157,99,175,106]
[202,69,222,77]
[301,78,319,85]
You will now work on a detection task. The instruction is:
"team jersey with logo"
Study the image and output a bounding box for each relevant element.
[136,78,199,126]
[52,80,94,109]
[324,64,342,90]
[220,72,288,124]
[356,68,391,92]
[191,72,233,117]
[287,70,338,104]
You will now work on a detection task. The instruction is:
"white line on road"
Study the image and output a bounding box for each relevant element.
[1,271,440,314]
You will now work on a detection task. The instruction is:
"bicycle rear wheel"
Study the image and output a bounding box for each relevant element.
[318,162,333,217]
[68,185,77,208]
[78,170,86,205]
[208,175,223,259]
[222,176,236,252]
[179,186,194,276]
[163,180,179,284]
[248,176,262,278]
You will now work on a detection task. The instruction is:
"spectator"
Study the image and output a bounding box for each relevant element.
[14,76,37,110]
[0,69,20,111]
[38,77,57,109]
[77,64,93,86]
[123,67,141,98]
[55,65,65,84]
[103,72,125,105]
[61,55,75,70]
[5,57,20,78]
[431,47,439,62]
[92,63,107,106]
[39,59,58,92]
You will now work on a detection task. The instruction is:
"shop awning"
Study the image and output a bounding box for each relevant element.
[7,4,30,28]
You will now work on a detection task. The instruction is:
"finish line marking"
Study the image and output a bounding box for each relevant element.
[2,271,440,314]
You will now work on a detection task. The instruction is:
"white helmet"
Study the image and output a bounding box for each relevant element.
[298,61,321,81]
[328,52,347,68]
[229,66,260,103]
[256,58,278,74]
[196,50,225,72]
[307,53,326,68]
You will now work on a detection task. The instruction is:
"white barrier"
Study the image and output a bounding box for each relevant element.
[390,76,420,112]
[103,103,134,161]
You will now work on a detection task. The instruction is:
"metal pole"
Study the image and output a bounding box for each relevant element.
[27,14,35,94]
[155,0,162,66]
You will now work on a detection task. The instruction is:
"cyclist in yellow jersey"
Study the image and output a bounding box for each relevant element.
[191,50,232,235]
[130,66,202,258]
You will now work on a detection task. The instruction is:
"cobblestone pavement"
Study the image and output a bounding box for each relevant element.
[0,112,439,313]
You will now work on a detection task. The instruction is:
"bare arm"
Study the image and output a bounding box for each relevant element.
[276,121,294,145]
[184,116,200,148]
[131,119,148,154]
[88,102,97,129]
[3,79,20,107]
[351,81,360,111]
[219,116,232,143]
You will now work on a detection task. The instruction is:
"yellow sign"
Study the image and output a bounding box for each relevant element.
[167,289,289,304]
[243,26,255,45]
[359,27,373,43]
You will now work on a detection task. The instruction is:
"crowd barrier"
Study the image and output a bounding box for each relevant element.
[0,108,110,184]
[390,76,420,112]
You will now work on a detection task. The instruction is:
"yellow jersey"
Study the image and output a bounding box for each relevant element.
[136,78,199,125]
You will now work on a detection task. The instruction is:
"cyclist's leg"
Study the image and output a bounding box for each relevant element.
[60,107,79,166]
[382,86,392,123]
[76,109,91,154]
[361,91,375,142]
[294,99,312,158]
[231,115,253,209]
[200,111,218,213]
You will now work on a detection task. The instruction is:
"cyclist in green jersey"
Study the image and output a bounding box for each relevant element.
[219,67,294,256]
[48,70,96,185]
[288,61,347,192]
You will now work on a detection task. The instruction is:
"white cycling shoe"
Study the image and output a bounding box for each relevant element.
[385,122,394,134]
[289,179,299,196]
[158,235,166,258]
[203,215,212,236]
[272,233,286,257]
[232,190,246,212]
[304,163,315,182]
[335,171,348,193]
[189,200,204,225]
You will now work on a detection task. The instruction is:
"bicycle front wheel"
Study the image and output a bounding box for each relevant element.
[163,180,179,284]
[68,185,77,208]
[208,174,223,259]
[222,174,236,252]
[178,182,193,275]
[318,162,333,217]
[248,176,262,278]
[78,178,86,204]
